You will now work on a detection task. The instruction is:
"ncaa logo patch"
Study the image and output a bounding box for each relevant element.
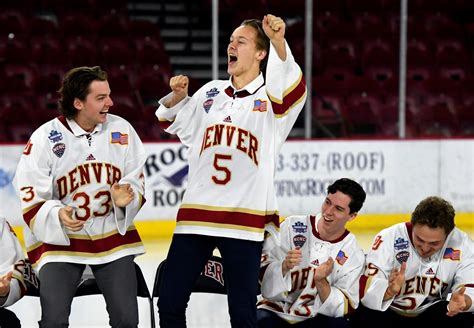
[293,234,307,248]
[52,143,66,158]
[48,130,63,143]
[394,237,409,250]
[203,99,213,113]
[291,221,307,233]
[206,87,220,98]
[395,251,410,264]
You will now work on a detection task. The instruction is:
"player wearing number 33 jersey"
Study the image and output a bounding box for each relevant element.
[156,38,306,242]
[13,113,146,272]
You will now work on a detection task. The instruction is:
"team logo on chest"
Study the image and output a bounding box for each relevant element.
[203,99,214,113]
[52,143,66,158]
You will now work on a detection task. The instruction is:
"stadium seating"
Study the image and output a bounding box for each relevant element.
[415,103,459,137]
[0,0,473,140]
[65,36,100,67]
[458,104,474,136]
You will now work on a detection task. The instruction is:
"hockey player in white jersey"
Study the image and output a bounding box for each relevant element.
[14,66,146,327]
[257,178,366,328]
[0,217,38,327]
[155,14,307,327]
[358,196,474,328]
[0,217,28,328]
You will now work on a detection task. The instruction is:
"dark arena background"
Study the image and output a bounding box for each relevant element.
[0,0,473,326]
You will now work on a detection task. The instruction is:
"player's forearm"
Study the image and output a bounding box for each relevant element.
[270,39,287,62]
[163,93,186,108]
[383,288,397,301]
[463,295,472,311]
[314,278,331,303]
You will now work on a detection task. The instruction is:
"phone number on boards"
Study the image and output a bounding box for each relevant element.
[276,152,384,173]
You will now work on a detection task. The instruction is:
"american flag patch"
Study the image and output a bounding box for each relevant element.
[253,99,267,112]
[111,132,128,145]
[443,248,461,261]
[336,250,348,265]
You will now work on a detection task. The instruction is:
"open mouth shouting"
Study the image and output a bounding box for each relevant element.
[228,54,238,67]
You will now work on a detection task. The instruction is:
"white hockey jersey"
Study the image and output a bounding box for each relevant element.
[155,41,307,242]
[258,214,365,323]
[0,218,26,307]
[361,222,474,316]
[14,115,146,272]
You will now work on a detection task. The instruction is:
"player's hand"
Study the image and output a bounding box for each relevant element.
[447,287,467,316]
[59,206,84,231]
[386,261,406,298]
[262,14,285,42]
[313,257,334,281]
[282,248,302,275]
[0,271,13,297]
[169,75,189,103]
[111,183,134,208]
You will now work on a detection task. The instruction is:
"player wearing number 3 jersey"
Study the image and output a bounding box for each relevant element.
[257,178,366,328]
[14,66,146,327]
[155,14,306,327]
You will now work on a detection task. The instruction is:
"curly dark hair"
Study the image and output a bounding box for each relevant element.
[240,19,271,71]
[57,66,108,119]
[327,178,366,214]
[411,196,455,235]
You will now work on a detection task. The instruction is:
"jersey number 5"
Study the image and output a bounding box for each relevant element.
[212,153,232,185]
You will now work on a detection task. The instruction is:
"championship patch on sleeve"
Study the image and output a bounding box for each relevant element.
[111,132,128,145]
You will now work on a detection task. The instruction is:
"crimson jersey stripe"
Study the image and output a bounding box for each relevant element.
[257,300,284,312]
[270,76,306,115]
[139,194,147,208]
[57,115,73,133]
[27,229,142,264]
[159,120,173,130]
[359,275,369,299]
[177,207,279,229]
[23,202,45,227]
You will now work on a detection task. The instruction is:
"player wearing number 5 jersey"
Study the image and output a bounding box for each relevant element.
[358,196,474,328]
[14,66,146,327]
[155,14,306,327]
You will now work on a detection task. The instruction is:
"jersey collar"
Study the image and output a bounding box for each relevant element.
[311,214,350,243]
[225,72,264,98]
[65,117,103,137]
